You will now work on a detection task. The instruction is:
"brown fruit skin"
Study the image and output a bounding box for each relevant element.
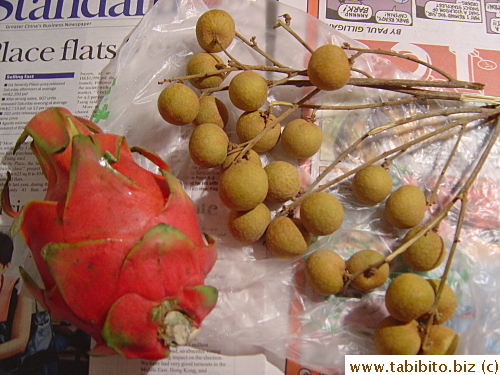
[218,163,268,211]
[281,119,322,159]
[307,44,351,91]
[188,123,229,168]
[229,71,268,112]
[157,83,200,125]
[374,316,421,355]
[221,149,262,172]
[402,227,446,272]
[264,161,301,203]
[420,325,459,355]
[196,9,235,53]
[265,216,311,258]
[385,185,427,229]
[193,96,229,128]
[305,249,345,295]
[352,165,392,205]
[236,110,281,153]
[420,279,457,325]
[228,203,271,243]
[186,52,227,89]
[385,273,435,322]
[300,192,344,236]
[345,249,389,292]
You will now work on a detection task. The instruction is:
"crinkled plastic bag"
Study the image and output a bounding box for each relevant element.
[95,0,500,371]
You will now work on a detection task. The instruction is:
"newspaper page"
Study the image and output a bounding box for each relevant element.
[0,2,152,373]
[0,0,271,374]
[0,0,152,225]
[281,0,500,96]
[277,1,500,374]
[1,0,499,375]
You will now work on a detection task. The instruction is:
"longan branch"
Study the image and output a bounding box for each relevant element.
[231,88,321,165]
[347,117,498,314]
[344,191,461,292]
[278,78,495,105]
[428,124,467,206]
[382,149,405,166]
[421,194,468,350]
[220,42,247,71]
[158,67,237,85]
[388,88,492,103]
[302,107,498,197]
[273,15,314,54]
[226,63,304,75]
[346,172,466,294]
[314,111,496,194]
[421,116,500,346]
[344,44,456,82]
[344,201,452,294]
[159,64,305,86]
[280,78,489,100]
[349,77,484,91]
[351,67,374,79]
[275,96,421,111]
[460,93,500,105]
[282,110,498,215]
[235,31,287,68]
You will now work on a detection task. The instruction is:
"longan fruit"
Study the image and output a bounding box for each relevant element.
[374,316,421,355]
[264,161,301,203]
[188,123,229,168]
[307,44,351,91]
[300,192,344,236]
[157,83,199,125]
[305,249,345,295]
[385,273,435,322]
[265,216,311,258]
[186,52,227,89]
[385,185,427,229]
[352,165,392,205]
[420,325,459,355]
[345,250,389,292]
[228,71,268,112]
[196,9,235,53]
[420,279,457,325]
[402,227,446,272]
[193,95,229,128]
[236,110,280,153]
[280,119,322,159]
[218,163,268,211]
[228,203,271,243]
[221,149,262,172]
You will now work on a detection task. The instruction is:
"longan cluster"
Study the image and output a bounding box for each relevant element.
[157,9,348,257]
[375,274,458,355]
[355,166,456,354]
[156,9,460,357]
[305,248,389,296]
[351,165,446,274]
[305,165,457,354]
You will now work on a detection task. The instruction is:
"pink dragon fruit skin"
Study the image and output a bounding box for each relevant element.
[1,107,218,359]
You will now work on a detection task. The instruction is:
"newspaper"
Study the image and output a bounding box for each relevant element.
[288,0,500,97]
[0,0,282,373]
[1,0,499,374]
[0,0,152,226]
[0,2,149,374]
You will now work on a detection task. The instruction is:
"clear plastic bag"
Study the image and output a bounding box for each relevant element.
[95,0,500,371]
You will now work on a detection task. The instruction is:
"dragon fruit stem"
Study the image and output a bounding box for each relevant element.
[152,300,199,347]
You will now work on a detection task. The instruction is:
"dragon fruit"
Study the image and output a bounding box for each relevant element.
[1,107,218,359]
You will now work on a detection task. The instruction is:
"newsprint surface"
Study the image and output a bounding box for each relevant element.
[1,0,499,375]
